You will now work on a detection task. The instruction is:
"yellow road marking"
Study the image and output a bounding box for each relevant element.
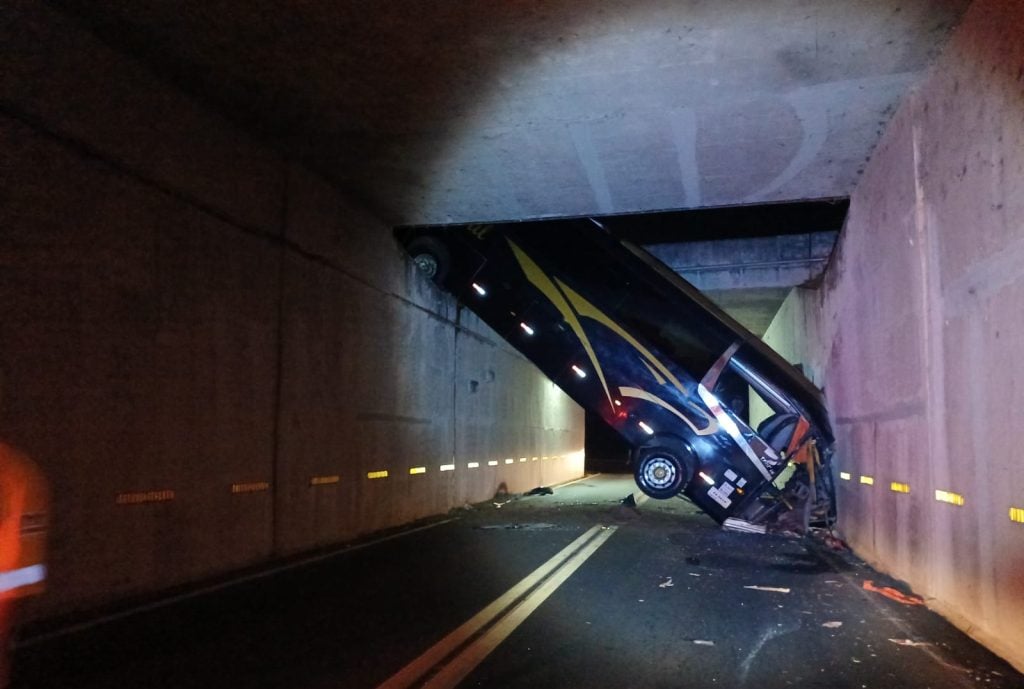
[375,525,614,689]
[422,526,616,689]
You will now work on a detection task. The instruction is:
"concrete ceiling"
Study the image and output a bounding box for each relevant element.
[56,0,968,226]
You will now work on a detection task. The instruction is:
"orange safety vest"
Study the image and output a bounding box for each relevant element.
[0,442,49,601]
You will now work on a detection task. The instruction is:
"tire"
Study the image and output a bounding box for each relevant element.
[633,444,696,500]
[407,237,450,284]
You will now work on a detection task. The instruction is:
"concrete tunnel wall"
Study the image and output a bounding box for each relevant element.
[0,3,584,623]
[762,0,1024,670]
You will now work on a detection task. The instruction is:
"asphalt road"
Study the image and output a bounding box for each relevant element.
[13,475,1024,689]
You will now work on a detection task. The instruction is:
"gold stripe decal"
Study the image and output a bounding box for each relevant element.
[507,240,615,412]
[618,387,717,436]
[555,279,689,395]
[640,359,666,385]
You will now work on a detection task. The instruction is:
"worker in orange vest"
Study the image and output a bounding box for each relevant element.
[0,442,49,689]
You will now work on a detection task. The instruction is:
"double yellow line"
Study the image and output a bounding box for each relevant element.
[376,525,618,689]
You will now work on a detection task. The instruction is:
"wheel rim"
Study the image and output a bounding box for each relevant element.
[642,456,677,491]
[413,253,438,278]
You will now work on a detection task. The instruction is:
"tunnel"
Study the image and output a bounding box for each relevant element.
[1,1,1022,687]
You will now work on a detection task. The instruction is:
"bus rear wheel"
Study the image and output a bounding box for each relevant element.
[633,444,696,500]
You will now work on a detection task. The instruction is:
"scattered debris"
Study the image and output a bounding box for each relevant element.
[492,500,511,509]
[688,573,701,577]
[476,522,555,531]
[889,638,931,648]
[863,580,925,606]
[723,517,767,535]
[821,533,848,551]
[525,486,553,496]
[744,585,791,594]
[693,640,715,646]
[620,493,637,507]
[659,577,674,588]
[851,658,862,664]
[822,621,843,629]
[809,528,849,551]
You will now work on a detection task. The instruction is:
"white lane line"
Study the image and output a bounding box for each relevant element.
[422,526,617,689]
[20,518,458,648]
[375,525,611,689]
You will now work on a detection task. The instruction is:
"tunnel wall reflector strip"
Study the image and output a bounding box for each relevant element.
[310,475,340,486]
[935,489,964,506]
[860,475,874,485]
[409,467,427,475]
[890,482,910,494]
[367,470,389,480]
[1010,507,1024,523]
[116,490,175,505]
[839,472,851,481]
[231,481,270,494]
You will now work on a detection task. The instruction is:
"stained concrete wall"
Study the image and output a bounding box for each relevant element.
[761,0,1024,670]
[0,2,583,621]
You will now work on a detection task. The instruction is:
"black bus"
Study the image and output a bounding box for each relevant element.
[397,219,836,532]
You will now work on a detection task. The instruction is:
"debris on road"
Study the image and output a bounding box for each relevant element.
[744,585,791,594]
[822,621,843,629]
[693,640,715,646]
[863,580,925,606]
[659,577,674,588]
[889,638,931,647]
[476,523,555,530]
[525,486,554,496]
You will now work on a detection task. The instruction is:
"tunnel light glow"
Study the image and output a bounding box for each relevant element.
[699,472,715,486]
[488,460,499,467]
[409,467,426,475]
[505,458,515,465]
[367,470,389,480]
[520,322,535,335]
[566,449,586,464]
[859,475,874,485]
[519,457,527,463]
[472,283,487,296]
[839,472,852,481]
[1010,507,1024,523]
[542,456,549,460]
[890,482,910,493]
[935,489,965,506]
[532,456,539,461]
[231,482,270,494]
[613,399,622,406]
[440,464,455,472]
[310,475,340,486]
[115,490,175,505]
[638,421,654,435]
[468,462,480,469]
[571,365,587,378]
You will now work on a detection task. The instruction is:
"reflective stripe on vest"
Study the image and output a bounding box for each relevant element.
[0,564,47,593]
